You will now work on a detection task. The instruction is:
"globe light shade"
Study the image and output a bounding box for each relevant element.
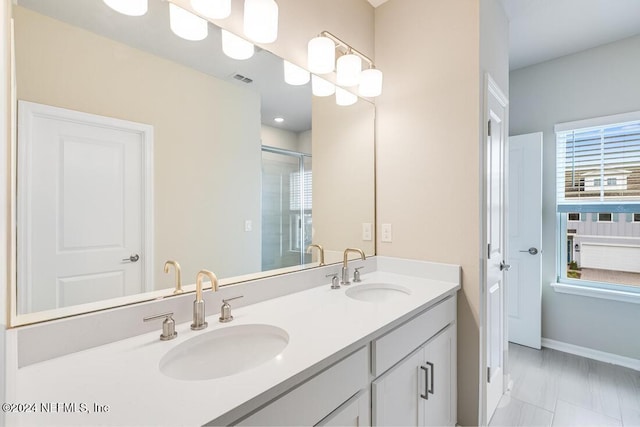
[103,0,148,16]
[169,3,208,41]
[311,75,335,97]
[336,53,362,87]
[307,36,335,74]
[244,0,279,43]
[358,68,383,97]
[336,87,357,106]
[190,0,231,19]
[221,29,254,60]
[283,61,310,86]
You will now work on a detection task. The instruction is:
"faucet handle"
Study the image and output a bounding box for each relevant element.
[354,266,365,283]
[143,312,177,341]
[326,273,341,290]
[219,296,243,323]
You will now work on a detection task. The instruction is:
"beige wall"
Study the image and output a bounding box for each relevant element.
[375,1,481,425]
[1,0,9,413]
[312,96,375,261]
[261,124,311,154]
[14,6,263,290]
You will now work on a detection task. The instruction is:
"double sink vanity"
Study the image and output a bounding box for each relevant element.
[6,256,460,426]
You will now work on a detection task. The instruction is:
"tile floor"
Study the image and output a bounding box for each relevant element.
[489,343,640,427]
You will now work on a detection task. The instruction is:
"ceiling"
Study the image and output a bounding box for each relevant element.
[368,0,640,71]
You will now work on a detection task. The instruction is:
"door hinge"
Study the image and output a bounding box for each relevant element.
[487,366,491,383]
[488,119,492,137]
[487,243,492,258]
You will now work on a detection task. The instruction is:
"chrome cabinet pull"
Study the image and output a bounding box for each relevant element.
[420,365,429,400]
[122,254,140,263]
[427,361,435,395]
[519,247,539,255]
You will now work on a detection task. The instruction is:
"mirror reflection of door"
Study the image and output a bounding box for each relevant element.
[17,101,153,313]
[261,147,312,271]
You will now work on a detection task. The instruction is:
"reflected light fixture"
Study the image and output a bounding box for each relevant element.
[308,36,335,74]
[190,0,231,19]
[311,75,335,97]
[169,3,208,41]
[336,87,357,106]
[336,50,362,87]
[359,68,383,97]
[308,31,383,98]
[283,61,310,86]
[103,0,148,16]
[274,117,285,123]
[244,0,279,43]
[221,29,254,60]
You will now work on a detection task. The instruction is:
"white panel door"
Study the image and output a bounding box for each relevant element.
[508,132,543,349]
[485,76,508,421]
[18,101,152,313]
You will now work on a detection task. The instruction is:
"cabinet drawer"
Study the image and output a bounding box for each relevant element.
[235,346,368,426]
[371,295,455,377]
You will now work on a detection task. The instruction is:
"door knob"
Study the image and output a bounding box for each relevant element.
[519,247,539,255]
[122,254,140,263]
[499,261,510,271]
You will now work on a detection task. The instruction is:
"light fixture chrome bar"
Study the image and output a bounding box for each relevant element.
[320,31,375,68]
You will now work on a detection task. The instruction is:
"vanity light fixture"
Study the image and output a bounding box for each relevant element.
[190,0,231,19]
[308,31,383,97]
[311,75,335,97]
[336,87,357,107]
[103,0,148,16]
[221,29,254,60]
[283,60,310,86]
[336,50,362,87]
[243,0,279,44]
[169,3,208,41]
[308,36,336,74]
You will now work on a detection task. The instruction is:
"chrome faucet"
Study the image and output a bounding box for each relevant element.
[191,270,218,331]
[164,260,183,295]
[341,248,366,285]
[306,244,325,266]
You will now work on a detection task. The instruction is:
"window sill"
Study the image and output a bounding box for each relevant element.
[551,282,640,304]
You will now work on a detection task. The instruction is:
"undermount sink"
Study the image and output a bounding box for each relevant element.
[345,283,411,303]
[160,324,289,381]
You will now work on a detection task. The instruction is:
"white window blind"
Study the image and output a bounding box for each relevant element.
[289,170,312,211]
[556,120,640,213]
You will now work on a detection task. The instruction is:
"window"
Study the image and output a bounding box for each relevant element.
[568,212,581,221]
[597,213,612,222]
[555,112,640,302]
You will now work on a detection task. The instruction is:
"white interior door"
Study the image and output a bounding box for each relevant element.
[485,76,508,421]
[508,132,543,349]
[18,101,153,313]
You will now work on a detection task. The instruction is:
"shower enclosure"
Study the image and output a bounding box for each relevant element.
[261,147,312,271]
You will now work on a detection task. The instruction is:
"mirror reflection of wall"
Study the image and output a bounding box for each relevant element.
[12,0,375,319]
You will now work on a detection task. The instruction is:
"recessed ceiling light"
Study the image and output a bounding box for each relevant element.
[274,117,285,123]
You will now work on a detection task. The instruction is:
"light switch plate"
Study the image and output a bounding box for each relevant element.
[381,223,392,242]
[362,223,372,241]
[244,220,252,232]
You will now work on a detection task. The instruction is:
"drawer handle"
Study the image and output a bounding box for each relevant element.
[427,361,435,395]
[420,365,429,400]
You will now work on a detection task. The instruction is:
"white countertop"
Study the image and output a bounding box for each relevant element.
[9,270,459,426]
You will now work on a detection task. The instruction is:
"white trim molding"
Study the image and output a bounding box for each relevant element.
[554,110,640,133]
[551,282,640,304]
[542,338,640,371]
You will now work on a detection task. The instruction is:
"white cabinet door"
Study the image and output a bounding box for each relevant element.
[372,348,423,426]
[423,325,456,427]
[317,390,370,427]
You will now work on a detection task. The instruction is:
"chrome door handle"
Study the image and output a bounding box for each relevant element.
[519,247,539,255]
[122,254,140,263]
[499,261,510,271]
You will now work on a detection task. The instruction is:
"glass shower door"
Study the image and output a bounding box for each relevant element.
[261,148,312,271]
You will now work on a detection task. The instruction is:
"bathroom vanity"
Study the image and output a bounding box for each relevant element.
[6,257,460,426]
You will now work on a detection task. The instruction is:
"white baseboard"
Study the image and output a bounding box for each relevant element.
[541,338,640,371]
